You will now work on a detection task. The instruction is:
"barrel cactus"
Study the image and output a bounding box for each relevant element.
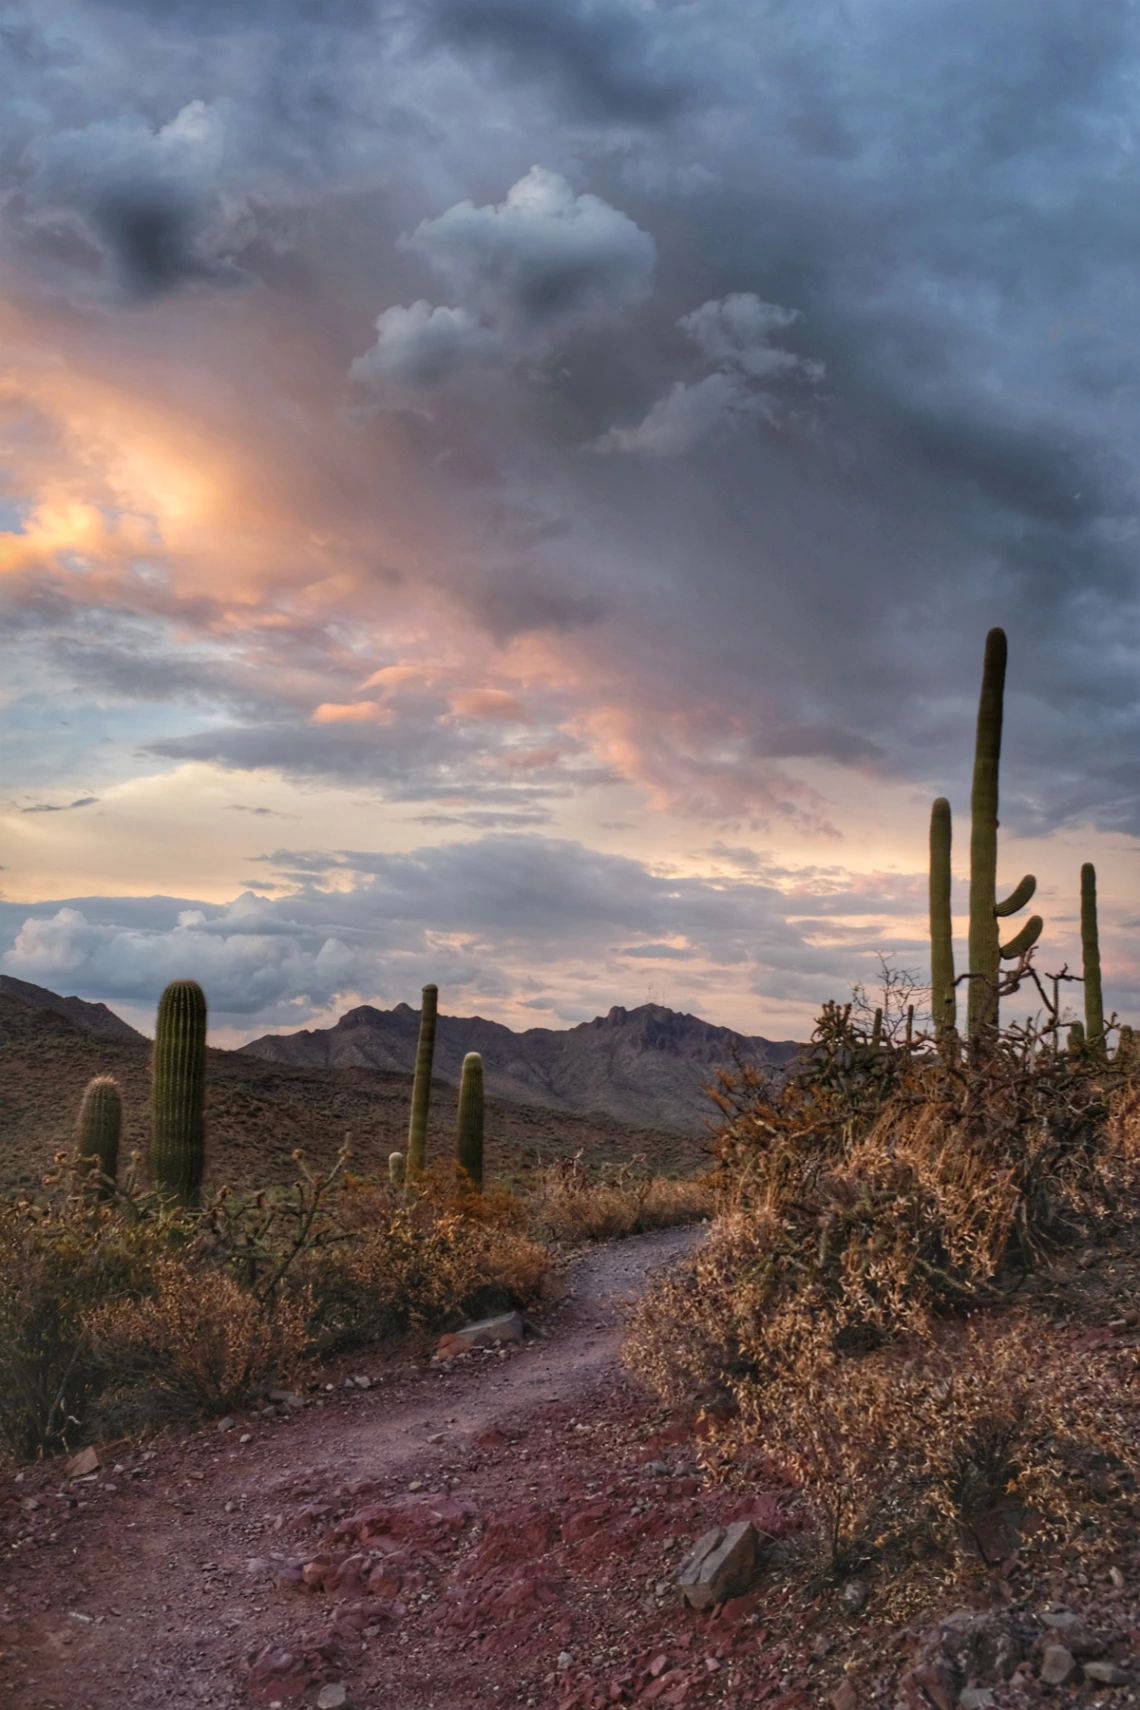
[75,1075,122,1197]
[149,979,208,1207]
[406,984,438,1179]
[455,1051,484,1189]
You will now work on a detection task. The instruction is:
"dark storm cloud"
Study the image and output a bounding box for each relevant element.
[6,0,1140,850]
[428,0,692,124]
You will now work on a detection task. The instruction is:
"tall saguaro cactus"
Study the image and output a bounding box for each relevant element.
[150,979,208,1207]
[1080,862,1105,1049]
[406,984,438,1179]
[966,628,1043,1046]
[75,1075,122,1197]
[929,797,957,1043]
[455,1051,484,1189]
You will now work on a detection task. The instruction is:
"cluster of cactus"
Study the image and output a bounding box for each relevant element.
[397,984,486,1189]
[928,629,1126,1058]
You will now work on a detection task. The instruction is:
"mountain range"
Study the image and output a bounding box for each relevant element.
[240,1001,798,1133]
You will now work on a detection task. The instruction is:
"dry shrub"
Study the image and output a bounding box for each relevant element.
[527,1153,710,1247]
[0,1195,169,1457]
[85,1258,312,1423]
[732,1315,1138,1571]
[627,1014,1140,1571]
[299,1196,550,1354]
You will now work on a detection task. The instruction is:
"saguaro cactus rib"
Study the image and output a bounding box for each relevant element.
[150,979,207,1207]
[407,984,438,1179]
[966,628,1038,1045]
[76,1075,122,1197]
[456,1051,484,1190]
[929,797,956,1042]
[1081,862,1105,1048]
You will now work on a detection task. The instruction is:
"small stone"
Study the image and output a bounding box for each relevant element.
[408,1481,424,1493]
[556,1652,574,1671]
[1040,1644,1077,1686]
[840,1579,868,1614]
[317,1687,348,1709]
[239,1433,253,1445]
[354,1376,371,1390]
[435,1312,525,1359]
[1110,1566,1126,1589]
[831,1682,859,1710]
[65,1447,101,1479]
[959,1692,996,1709]
[645,1460,670,1476]
[216,1416,236,1432]
[1084,1661,1129,1685]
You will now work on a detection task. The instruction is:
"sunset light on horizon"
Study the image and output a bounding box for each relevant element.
[3,0,1140,1046]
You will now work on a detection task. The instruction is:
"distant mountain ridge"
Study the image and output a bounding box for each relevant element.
[0,976,146,1043]
[240,1001,799,1133]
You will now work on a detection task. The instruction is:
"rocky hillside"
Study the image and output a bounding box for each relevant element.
[0,988,703,1194]
[0,974,145,1042]
[240,1001,799,1133]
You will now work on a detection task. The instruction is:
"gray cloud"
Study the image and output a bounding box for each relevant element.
[428,0,692,125]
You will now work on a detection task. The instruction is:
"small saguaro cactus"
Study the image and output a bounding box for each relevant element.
[1081,862,1105,1049]
[406,984,438,1179]
[75,1075,122,1197]
[388,1150,406,1189]
[150,978,208,1207]
[929,797,957,1044]
[455,1051,484,1189]
[966,628,1043,1045]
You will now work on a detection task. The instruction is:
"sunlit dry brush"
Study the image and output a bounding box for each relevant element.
[525,1152,710,1247]
[626,1014,1140,1575]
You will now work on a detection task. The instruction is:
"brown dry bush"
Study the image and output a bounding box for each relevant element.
[526,1153,710,1247]
[298,1187,550,1353]
[85,1258,312,1424]
[626,1010,1140,1571]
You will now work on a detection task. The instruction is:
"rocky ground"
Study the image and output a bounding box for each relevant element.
[1,1225,1139,1710]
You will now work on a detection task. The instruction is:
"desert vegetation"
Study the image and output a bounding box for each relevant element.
[0,970,707,1462]
[627,627,1140,1603]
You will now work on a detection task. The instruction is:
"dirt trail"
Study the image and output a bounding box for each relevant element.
[0,1225,705,1710]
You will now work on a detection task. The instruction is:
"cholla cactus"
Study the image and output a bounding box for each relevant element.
[75,1075,122,1197]
[455,1052,484,1189]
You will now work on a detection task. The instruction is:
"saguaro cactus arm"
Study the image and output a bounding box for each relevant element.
[928,797,957,1040]
[150,979,208,1207]
[995,874,1037,916]
[1081,862,1105,1046]
[407,984,438,1179]
[455,1051,485,1189]
[999,915,1043,960]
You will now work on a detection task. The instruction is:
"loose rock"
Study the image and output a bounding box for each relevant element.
[677,1521,759,1610]
[1040,1644,1077,1686]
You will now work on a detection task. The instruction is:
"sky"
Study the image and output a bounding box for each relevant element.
[2,0,1140,1045]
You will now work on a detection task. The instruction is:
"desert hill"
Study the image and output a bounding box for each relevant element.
[0,988,707,1194]
[0,974,146,1042]
[241,1000,798,1133]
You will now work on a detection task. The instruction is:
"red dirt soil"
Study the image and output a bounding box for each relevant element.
[2,1225,1140,1710]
